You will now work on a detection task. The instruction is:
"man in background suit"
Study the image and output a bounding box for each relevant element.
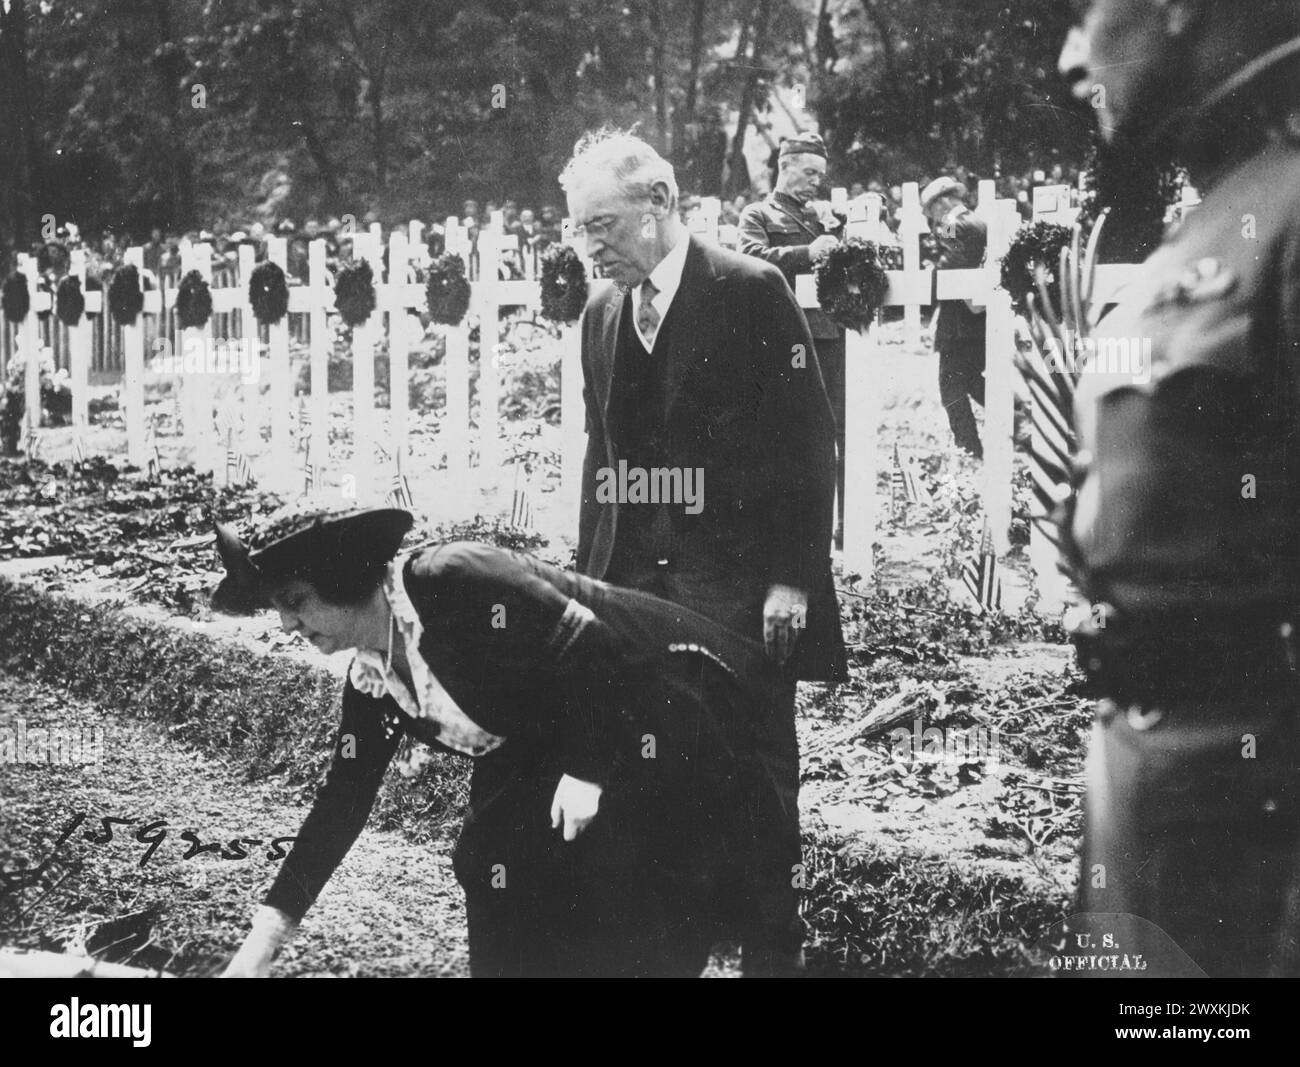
[738,133,847,544]
[922,177,988,458]
[561,129,847,975]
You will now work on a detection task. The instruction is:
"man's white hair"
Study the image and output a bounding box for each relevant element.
[559,128,679,206]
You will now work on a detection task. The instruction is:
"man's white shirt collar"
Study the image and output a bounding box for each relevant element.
[633,233,689,350]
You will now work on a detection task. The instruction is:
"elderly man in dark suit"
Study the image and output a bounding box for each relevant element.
[738,133,847,543]
[922,176,988,458]
[561,129,847,976]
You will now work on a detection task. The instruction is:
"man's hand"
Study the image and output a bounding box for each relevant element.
[809,234,839,259]
[550,774,603,842]
[764,583,809,667]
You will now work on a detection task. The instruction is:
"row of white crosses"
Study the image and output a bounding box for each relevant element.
[781,179,1139,590]
[9,222,511,510]
[10,194,1142,598]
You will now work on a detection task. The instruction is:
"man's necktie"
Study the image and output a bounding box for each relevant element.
[637,279,661,349]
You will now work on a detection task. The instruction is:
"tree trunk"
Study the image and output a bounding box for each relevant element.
[648,0,669,153]
[371,87,388,190]
[725,0,773,198]
[297,111,344,208]
[683,0,707,124]
[814,0,832,72]
[152,0,195,228]
[1,0,40,249]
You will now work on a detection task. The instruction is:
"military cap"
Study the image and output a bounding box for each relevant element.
[779,133,828,159]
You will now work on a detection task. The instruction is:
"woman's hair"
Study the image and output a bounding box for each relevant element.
[278,557,388,607]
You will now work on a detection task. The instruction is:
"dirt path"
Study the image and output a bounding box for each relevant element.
[0,671,469,977]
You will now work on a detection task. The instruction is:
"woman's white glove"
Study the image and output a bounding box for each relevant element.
[221,905,299,977]
[550,774,603,842]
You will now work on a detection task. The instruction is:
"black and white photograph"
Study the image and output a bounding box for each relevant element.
[0,0,1297,1024]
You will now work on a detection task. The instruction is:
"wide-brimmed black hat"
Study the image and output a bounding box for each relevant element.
[211,503,413,615]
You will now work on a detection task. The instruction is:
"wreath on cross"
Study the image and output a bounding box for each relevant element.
[56,275,85,327]
[176,270,214,329]
[334,260,377,327]
[248,261,290,325]
[812,239,900,333]
[538,244,588,325]
[424,252,472,326]
[1000,221,1074,317]
[2,273,31,323]
[107,265,145,326]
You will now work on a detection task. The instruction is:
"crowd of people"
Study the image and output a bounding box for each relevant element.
[9,159,1091,294]
[9,199,573,294]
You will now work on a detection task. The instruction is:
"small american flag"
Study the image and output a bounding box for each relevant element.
[225,444,254,487]
[298,402,312,450]
[388,471,414,509]
[302,439,318,494]
[509,463,534,529]
[962,524,1003,615]
[145,415,163,478]
[891,445,929,507]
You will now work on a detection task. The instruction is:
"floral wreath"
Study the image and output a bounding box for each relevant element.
[538,244,588,325]
[248,261,290,325]
[56,275,85,327]
[812,239,900,333]
[424,252,471,326]
[1000,221,1073,317]
[334,260,377,327]
[2,273,30,323]
[107,265,145,326]
[176,270,214,329]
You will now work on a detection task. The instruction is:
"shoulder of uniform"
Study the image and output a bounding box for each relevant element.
[705,240,782,281]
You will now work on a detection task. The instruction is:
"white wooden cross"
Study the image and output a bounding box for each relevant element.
[442,216,473,512]
[121,246,149,468]
[264,235,294,492]
[349,230,383,502]
[17,255,43,453]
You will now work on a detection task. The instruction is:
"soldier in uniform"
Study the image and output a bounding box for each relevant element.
[738,134,848,543]
[1057,0,1300,976]
[921,177,988,459]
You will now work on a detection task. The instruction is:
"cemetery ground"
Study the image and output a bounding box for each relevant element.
[0,319,1087,977]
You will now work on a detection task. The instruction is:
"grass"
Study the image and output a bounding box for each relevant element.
[801,834,1070,977]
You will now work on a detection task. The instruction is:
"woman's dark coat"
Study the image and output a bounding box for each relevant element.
[263,542,797,977]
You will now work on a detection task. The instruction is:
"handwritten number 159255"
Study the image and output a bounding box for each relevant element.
[58,812,298,868]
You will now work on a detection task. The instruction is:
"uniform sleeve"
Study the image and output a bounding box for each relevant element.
[1279,213,1300,375]
[937,215,987,272]
[263,681,402,921]
[745,265,838,592]
[738,205,813,280]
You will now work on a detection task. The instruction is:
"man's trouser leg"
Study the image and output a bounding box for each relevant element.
[938,340,983,458]
[815,335,847,546]
[1080,688,1300,977]
[738,677,806,977]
